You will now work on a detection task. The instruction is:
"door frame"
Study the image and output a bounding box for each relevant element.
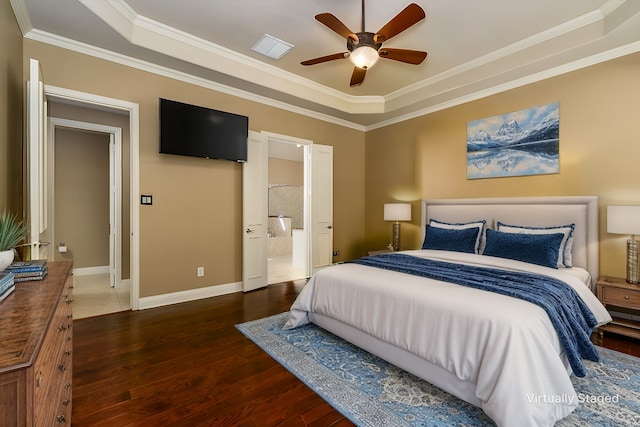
[48,118,123,288]
[27,58,49,260]
[44,85,140,310]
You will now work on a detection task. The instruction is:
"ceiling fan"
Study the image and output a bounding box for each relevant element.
[301,1,427,87]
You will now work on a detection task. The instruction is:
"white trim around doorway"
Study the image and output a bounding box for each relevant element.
[44,85,140,310]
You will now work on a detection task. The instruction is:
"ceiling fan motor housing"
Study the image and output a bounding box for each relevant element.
[347,32,382,52]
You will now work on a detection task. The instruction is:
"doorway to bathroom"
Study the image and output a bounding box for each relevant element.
[267,140,307,284]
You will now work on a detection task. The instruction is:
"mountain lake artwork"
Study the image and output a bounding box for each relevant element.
[467,102,559,179]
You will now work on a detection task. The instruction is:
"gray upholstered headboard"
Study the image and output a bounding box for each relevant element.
[421,196,599,285]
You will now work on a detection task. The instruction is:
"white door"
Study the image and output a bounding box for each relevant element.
[27,59,50,260]
[310,144,333,274]
[108,132,122,287]
[242,131,268,292]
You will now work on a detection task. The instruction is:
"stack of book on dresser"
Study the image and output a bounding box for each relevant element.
[7,259,48,283]
[0,271,15,302]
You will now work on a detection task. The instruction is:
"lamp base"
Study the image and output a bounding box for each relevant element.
[626,238,639,284]
[391,222,401,252]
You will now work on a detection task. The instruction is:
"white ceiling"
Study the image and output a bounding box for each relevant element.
[12,0,640,129]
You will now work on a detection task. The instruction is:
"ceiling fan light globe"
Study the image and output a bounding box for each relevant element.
[349,46,379,69]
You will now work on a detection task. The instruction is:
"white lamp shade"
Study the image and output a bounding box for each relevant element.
[607,205,640,235]
[384,203,411,222]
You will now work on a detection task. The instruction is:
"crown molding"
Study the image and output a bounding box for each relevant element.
[15,0,640,131]
[24,29,366,132]
[385,1,630,105]
[77,0,640,118]
[9,0,32,35]
[386,10,602,103]
[23,28,640,133]
[370,40,640,131]
[78,0,385,115]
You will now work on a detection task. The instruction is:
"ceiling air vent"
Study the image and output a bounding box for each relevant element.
[251,34,294,60]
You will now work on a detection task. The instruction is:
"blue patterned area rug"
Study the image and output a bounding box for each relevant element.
[236,313,640,427]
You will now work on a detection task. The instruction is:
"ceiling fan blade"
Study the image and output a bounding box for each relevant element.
[374,3,425,43]
[301,52,348,66]
[350,67,367,87]
[378,48,427,65]
[315,13,359,42]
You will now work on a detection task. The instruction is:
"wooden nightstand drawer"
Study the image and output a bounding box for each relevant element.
[597,276,640,340]
[600,286,640,307]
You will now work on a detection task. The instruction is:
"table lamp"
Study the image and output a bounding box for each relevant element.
[607,205,640,284]
[384,203,411,251]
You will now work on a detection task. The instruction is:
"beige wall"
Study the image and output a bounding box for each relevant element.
[365,52,640,278]
[0,2,23,213]
[23,39,365,298]
[268,157,303,186]
[54,128,110,268]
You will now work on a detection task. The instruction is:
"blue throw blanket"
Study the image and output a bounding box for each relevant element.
[351,253,599,377]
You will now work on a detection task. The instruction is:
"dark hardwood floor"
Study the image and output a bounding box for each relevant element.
[72,280,640,426]
[72,279,353,427]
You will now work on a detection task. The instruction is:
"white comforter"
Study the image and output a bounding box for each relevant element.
[285,250,611,427]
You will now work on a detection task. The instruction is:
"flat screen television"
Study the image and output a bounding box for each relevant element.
[159,98,248,162]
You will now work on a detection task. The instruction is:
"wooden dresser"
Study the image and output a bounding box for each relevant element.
[0,261,73,426]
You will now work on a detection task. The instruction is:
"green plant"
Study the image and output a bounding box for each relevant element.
[0,212,28,252]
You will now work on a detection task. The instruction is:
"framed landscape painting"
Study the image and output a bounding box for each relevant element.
[467,102,559,179]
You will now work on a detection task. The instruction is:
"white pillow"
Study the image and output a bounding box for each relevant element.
[495,222,574,268]
[428,219,486,254]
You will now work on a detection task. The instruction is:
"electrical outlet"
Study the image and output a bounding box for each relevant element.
[332,250,339,257]
[197,267,204,277]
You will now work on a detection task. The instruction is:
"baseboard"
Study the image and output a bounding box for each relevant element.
[74,265,110,276]
[139,281,243,310]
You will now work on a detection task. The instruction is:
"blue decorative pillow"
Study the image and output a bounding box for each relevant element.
[428,219,486,254]
[483,229,565,269]
[422,225,480,254]
[496,222,575,268]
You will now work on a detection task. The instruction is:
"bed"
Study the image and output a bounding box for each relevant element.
[285,196,612,427]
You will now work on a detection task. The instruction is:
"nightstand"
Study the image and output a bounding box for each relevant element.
[596,276,640,339]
